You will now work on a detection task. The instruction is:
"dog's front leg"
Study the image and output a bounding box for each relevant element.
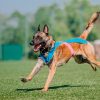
[21,58,44,82]
[42,62,56,92]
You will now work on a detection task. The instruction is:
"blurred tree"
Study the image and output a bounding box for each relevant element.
[65,0,90,36]
[0,13,7,44]
[64,0,98,41]
[34,6,52,28]
[0,0,100,59]
[0,11,26,44]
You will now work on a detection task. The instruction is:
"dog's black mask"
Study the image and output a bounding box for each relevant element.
[30,25,50,52]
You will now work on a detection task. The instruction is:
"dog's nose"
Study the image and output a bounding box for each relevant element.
[29,41,34,46]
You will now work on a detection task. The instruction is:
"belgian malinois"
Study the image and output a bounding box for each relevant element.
[21,12,100,92]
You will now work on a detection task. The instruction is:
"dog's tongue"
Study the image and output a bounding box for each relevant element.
[34,44,41,52]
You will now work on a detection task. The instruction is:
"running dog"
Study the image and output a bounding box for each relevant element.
[21,12,100,92]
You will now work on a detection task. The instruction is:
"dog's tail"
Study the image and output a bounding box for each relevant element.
[79,12,100,40]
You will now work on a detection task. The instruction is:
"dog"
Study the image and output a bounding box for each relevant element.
[21,12,100,92]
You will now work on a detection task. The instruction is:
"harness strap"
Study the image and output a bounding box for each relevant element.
[63,42,74,56]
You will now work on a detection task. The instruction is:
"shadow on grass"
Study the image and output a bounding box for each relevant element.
[16,84,89,92]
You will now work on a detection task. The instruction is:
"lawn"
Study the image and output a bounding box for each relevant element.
[0,59,100,100]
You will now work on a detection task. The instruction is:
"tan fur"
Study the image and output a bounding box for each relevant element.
[21,12,100,92]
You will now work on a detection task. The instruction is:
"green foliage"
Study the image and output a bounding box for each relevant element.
[0,0,100,58]
[0,11,26,44]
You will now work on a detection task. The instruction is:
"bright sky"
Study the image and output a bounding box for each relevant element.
[0,0,100,15]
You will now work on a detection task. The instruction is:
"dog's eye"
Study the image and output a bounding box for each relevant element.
[37,36,42,39]
[37,36,39,38]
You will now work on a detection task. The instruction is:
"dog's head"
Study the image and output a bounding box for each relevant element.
[30,25,53,52]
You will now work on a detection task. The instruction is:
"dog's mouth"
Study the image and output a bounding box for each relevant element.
[34,44,41,52]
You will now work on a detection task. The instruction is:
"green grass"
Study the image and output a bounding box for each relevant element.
[0,59,100,100]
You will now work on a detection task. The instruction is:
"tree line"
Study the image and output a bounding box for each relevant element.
[0,0,100,58]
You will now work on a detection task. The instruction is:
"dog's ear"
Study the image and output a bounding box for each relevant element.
[37,24,41,31]
[43,24,49,34]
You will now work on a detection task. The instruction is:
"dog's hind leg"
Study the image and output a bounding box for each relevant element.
[86,59,97,71]
[83,54,100,71]
[74,55,97,71]
[83,43,100,70]
[80,12,100,39]
[87,57,100,68]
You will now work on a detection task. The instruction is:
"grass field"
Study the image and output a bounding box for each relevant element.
[0,59,100,100]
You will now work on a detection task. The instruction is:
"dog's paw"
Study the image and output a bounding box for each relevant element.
[41,88,48,92]
[20,78,28,83]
